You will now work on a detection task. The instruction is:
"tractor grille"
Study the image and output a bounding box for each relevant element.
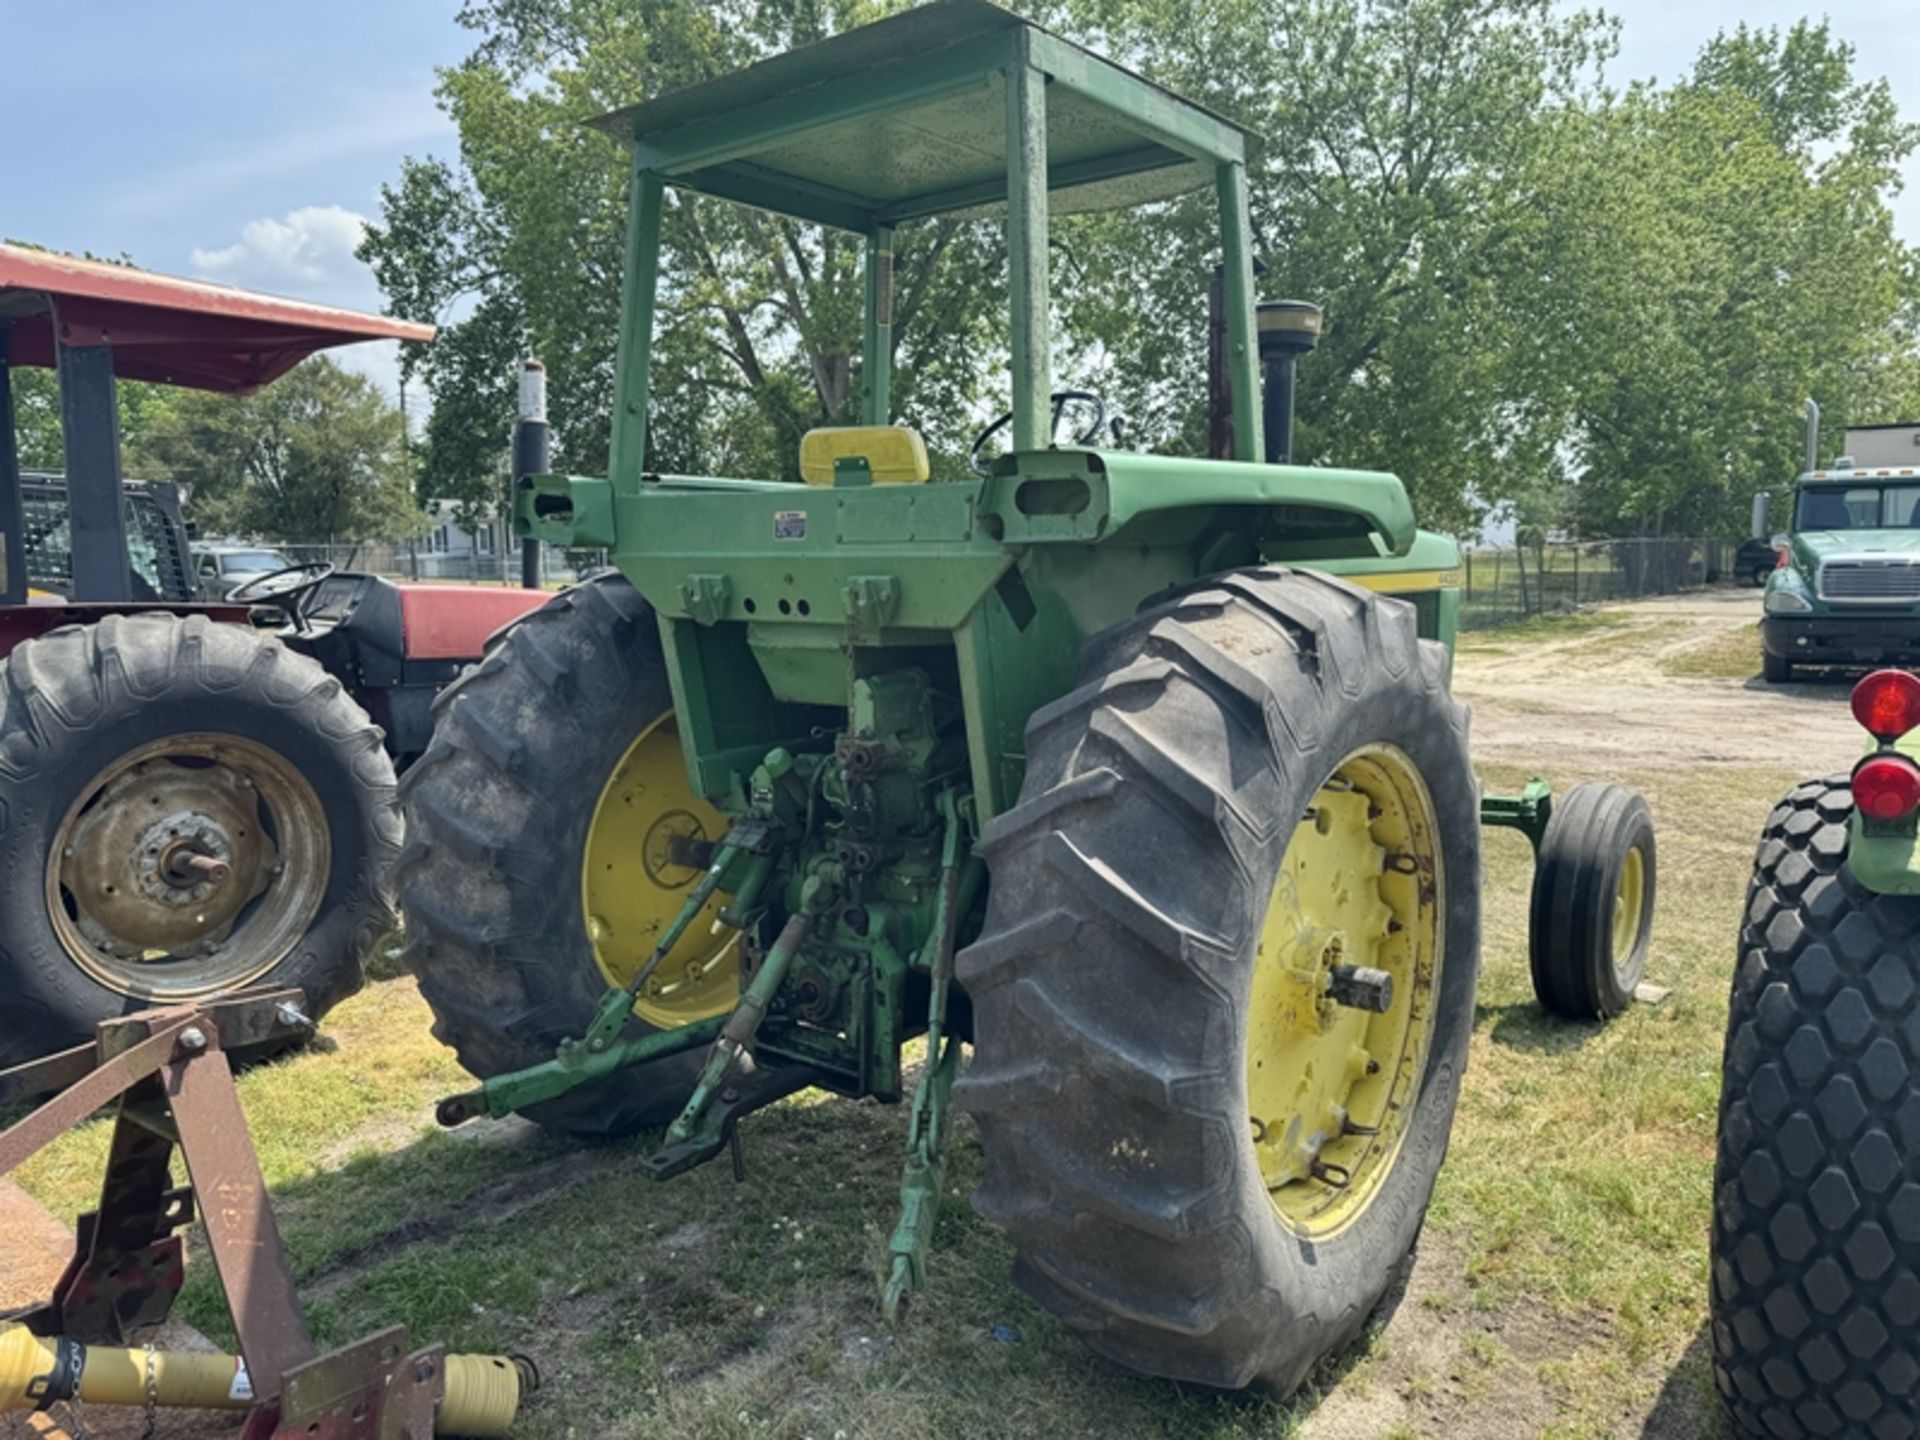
[1818,558,1920,603]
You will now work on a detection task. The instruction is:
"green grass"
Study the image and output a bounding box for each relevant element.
[1428,760,1786,1435]
[12,660,1781,1438]
[1458,608,1633,648]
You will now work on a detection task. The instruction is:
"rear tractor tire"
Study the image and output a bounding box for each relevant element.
[397,572,741,1135]
[0,613,398,1067]
[1711,775,1920,1440]
[1527,782,1656,1019]
[955,569,1481,1394]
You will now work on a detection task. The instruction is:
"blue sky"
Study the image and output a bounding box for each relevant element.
[11,0,1920,406]
[9,1,468,401]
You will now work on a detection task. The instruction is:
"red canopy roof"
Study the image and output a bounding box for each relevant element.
[0,245,434,395]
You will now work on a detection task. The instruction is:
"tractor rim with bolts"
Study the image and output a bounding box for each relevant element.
[46,733,330,998]
[1247,743,1443,1239]
[582,712,740,1027]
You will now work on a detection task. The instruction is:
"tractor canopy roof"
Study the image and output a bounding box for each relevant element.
[0,245,434,394]
[588,0,1260,230]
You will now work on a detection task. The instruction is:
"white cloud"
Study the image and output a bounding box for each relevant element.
[190,204,371,288]
[187,206,418,408]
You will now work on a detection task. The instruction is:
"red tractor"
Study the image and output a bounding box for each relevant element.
[0,245,547,1065]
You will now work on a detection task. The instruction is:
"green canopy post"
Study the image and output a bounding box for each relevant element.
[611,167,666,490]
[863,226,896,426]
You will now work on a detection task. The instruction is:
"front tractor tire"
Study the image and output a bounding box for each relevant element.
[1528,782,1656,1019]
[1711,775,1920,1439]
[397,573,739,1135]
[955,569,1481,1395]
[0,613,398,1067]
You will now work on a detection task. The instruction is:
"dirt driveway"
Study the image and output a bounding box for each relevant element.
[1457,588,1860,776]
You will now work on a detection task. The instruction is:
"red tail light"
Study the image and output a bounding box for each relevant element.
[1851,670,1920,741]
[1853,754,1920,821]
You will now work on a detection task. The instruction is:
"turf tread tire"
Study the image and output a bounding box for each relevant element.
[954,567,1482,1394]
[1711,774,1920,1440]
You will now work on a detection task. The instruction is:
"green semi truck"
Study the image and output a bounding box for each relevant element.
[1761,400,1920,682]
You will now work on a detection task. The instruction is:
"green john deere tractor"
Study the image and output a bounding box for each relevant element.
[402,0,1658,1395]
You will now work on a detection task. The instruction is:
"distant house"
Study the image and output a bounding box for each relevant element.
[424,500,505,563]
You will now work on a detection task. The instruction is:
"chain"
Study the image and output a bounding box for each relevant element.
[138,1344,159,1440]
[66,1394,88,1440]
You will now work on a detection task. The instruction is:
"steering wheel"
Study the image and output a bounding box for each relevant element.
[225,562,337,629]
[969,390,1110,477]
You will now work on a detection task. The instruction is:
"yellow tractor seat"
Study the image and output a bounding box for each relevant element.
[799,426,931,487]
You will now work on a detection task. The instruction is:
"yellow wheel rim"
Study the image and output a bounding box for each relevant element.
[1247,744,1443,1240]
[1612,845,1647,967]
[582,714,740,1028]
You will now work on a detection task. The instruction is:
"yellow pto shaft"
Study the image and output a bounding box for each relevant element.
[1,1325,528,1437]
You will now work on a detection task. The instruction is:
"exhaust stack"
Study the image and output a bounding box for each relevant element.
[1804,397,1820,474]
[1258,301,1323,465]
[513,359,550,588]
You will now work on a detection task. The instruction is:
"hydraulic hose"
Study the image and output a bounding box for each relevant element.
[1,1324,533,1437]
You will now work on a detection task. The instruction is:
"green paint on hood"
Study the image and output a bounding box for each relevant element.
[1792,528,1920,567]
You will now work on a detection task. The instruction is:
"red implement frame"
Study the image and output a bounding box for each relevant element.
[0,990,449,1438]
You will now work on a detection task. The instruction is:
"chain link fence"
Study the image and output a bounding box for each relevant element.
[235,534,1738,622]
[268,539,607,588]
[1460,537,1737,630]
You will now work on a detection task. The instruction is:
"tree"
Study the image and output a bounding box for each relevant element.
[9,368,64,473]
[1523,24,1920,536]
[1039,0,1619,537]
[358,0,1004,527]
[362,0,1920,543]
[10,366,189,481]
[140,358,423,541]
